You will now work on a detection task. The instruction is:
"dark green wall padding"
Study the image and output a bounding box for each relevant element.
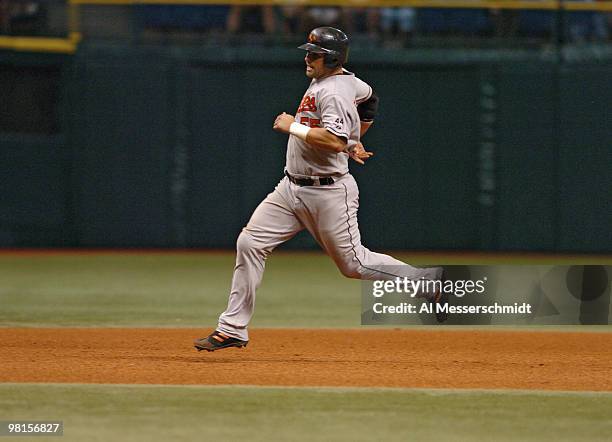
[1,45,610,251]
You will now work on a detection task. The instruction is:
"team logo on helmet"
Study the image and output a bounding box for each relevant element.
[298,27,349,68]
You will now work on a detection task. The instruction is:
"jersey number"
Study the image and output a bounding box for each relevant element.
[300,117,321,128]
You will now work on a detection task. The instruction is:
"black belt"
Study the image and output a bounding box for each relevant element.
[285,171,334,186]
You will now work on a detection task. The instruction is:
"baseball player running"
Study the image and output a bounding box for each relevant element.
[195,27,448,352]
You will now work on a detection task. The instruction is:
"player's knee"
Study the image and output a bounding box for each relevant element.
[236,231,265,256]
[337,260,362,279]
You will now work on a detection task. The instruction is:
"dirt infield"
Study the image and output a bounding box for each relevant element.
[1,328,611,391]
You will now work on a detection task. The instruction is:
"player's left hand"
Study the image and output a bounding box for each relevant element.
[349,141,374,165]
[273,112,295,134]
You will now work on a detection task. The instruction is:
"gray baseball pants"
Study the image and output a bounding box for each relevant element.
[217,174,442,341]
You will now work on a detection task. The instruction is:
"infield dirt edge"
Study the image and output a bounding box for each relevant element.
[1,328,611,392]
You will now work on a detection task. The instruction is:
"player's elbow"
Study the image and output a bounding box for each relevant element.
[332,141,346,153]
[330,137,347,153]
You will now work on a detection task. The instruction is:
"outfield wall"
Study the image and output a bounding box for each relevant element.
[1,45,610,251]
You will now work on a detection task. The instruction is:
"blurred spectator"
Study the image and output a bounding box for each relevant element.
[226,6,276,35]
[3,0,46,36]
[341,8,380,41]
[594,14,608,41]
[280,5,306,38]
[568,0,609,42]
[380,8,416,46]
[289,7,380,44]
[490,8,519,38]
[138,5,228,37]
[591,0,610,41]
[303,7,342,30]
[1,1,9,34]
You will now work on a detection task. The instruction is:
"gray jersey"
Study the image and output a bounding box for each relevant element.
[215,69,446,343]
[286,69,372,177]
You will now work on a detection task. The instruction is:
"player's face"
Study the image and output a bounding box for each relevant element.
[304,52,326,79]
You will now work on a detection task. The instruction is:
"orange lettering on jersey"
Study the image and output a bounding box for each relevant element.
[297,95,317,113]
[300,117,321,128]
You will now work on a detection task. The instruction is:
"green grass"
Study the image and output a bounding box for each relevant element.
[1,253,610,441]
[0,384,610,442]
[0,252,610,328]
[0,253,361,327]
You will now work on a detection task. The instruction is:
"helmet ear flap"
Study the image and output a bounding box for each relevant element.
[323,54,340,69]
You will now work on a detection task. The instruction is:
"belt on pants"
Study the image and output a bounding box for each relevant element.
[285,171,334,186]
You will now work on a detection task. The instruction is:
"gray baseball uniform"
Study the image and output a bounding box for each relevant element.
[217,70,442,341]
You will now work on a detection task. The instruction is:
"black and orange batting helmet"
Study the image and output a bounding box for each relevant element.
[298,27,349,69]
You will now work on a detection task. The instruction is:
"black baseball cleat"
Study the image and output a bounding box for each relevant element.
[194,330,248,352]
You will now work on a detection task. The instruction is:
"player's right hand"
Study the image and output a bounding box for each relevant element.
[273,112,295,134]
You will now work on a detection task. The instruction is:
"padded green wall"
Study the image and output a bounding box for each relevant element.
[1,45,610,251]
